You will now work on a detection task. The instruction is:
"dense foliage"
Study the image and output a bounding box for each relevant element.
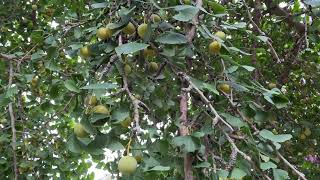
[1,0,319,179]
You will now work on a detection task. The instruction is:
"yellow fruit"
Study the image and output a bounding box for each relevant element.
[148,62,159,73]
[304,128,311,136]
[215,31,226,40]
[59,52,65,58]
[32,5,37,10]
[208,41,221,54]
[120,117,132,128]
[80,46,90,58]
[143,48,156,58]
[134,155,143,163]
[124,64,132,75]
[74,123,88,138]
[85,95,97,106]
[118,156,137,174]
[150,14,161,23]
[299,133,306,140]
[31,77,39,88]
[97,27,112,40]
[92,105,110,115]
[137,23,148,38]
[123,22,135,35]
[268,83,277,89]
[218,83,231,94]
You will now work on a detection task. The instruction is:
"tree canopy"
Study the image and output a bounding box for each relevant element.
[0,0,320,179]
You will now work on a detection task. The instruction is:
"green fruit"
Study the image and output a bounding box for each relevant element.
[97,27,112,40]
[143,48,156,58]
[134,155,143,163]
[148,62,159,73]
[124,64,132,75]
[183,0,191,4]
[215,31,226,40]
[92,105,110,115]
[268,83,277,89]
[218,83,231,94]
[208,41,221,54]
[45,8,54,17]
[32,5,37,10]
[150,14,161,23]
[304,128,311,136]
[299,133,306,140]
[74,123,88,138]
[137,23,148,38]
[80,46,90,58]
[59,52,65,58]
[85,95,97,106]
[120,117,132,128]
[123,22,135,35]
[118,156,137,174]
[0,118,7,124]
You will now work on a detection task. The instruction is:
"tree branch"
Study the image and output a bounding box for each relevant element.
[276,152,307,180]
[8,61,18,180]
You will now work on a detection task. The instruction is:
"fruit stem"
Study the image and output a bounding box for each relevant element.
[126,138,132,155]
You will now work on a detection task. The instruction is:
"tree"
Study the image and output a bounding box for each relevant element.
[0,0,319,179]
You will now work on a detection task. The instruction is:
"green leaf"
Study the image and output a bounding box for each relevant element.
[194,162,211,168]
[111,108,130,122]
[190,77,219,95]
[217,170,229,178]
[259,129,292,143]
[108,141,125,151]
[208,2,225,14]
[155,32,188,44]
[67,134,84,153]
[147,165,170,171]
[173,5,199,22]
[241,65,255,72]
[257,35,269,43]
[220,113,246,128]
[273,169,289,180]
[172,135,200,152]
[91,2,108,9]
[115,42,149,55]
[260,162,277,170]
[64,80,80,93]
[230,168,247,179]
[81,83,118,90]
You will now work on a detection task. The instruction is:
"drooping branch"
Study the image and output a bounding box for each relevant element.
[242,0,281,63]
[276,152,307,180]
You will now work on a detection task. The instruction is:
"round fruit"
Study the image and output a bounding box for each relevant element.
[215,31,226,40]
[148,62,159,73]
[85,95,97,106]
[134,155,143,163]
[137,23,148,38]
[218,83,231,94]
[45,8,54,17]
[31,77,39,88]
[74,123,88,138]
[120,117,132,128]
[299,133,306,140]
[118,156,137,174]
[0,118,7,124]
[143,48,156,58]
[80,46,90,58]
[92,105,110,115]
[304,128,311,136]
[97,27,112,40]
[32,5,37,10]
[123,22,135,35]
[268,83,277,89]
[183,0,191,4]
[59,52,65,58]
[208,41,221,54]
[124,64,132,75]
[150,14,161,23]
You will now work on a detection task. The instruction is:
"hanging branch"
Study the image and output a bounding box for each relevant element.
[276,152,307,180]
[242,0,281,63]
[8,61,18,180]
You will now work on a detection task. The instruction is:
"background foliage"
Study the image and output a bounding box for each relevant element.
[0,0,319,179]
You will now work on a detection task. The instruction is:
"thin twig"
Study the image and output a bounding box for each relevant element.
[276,152,307,180]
